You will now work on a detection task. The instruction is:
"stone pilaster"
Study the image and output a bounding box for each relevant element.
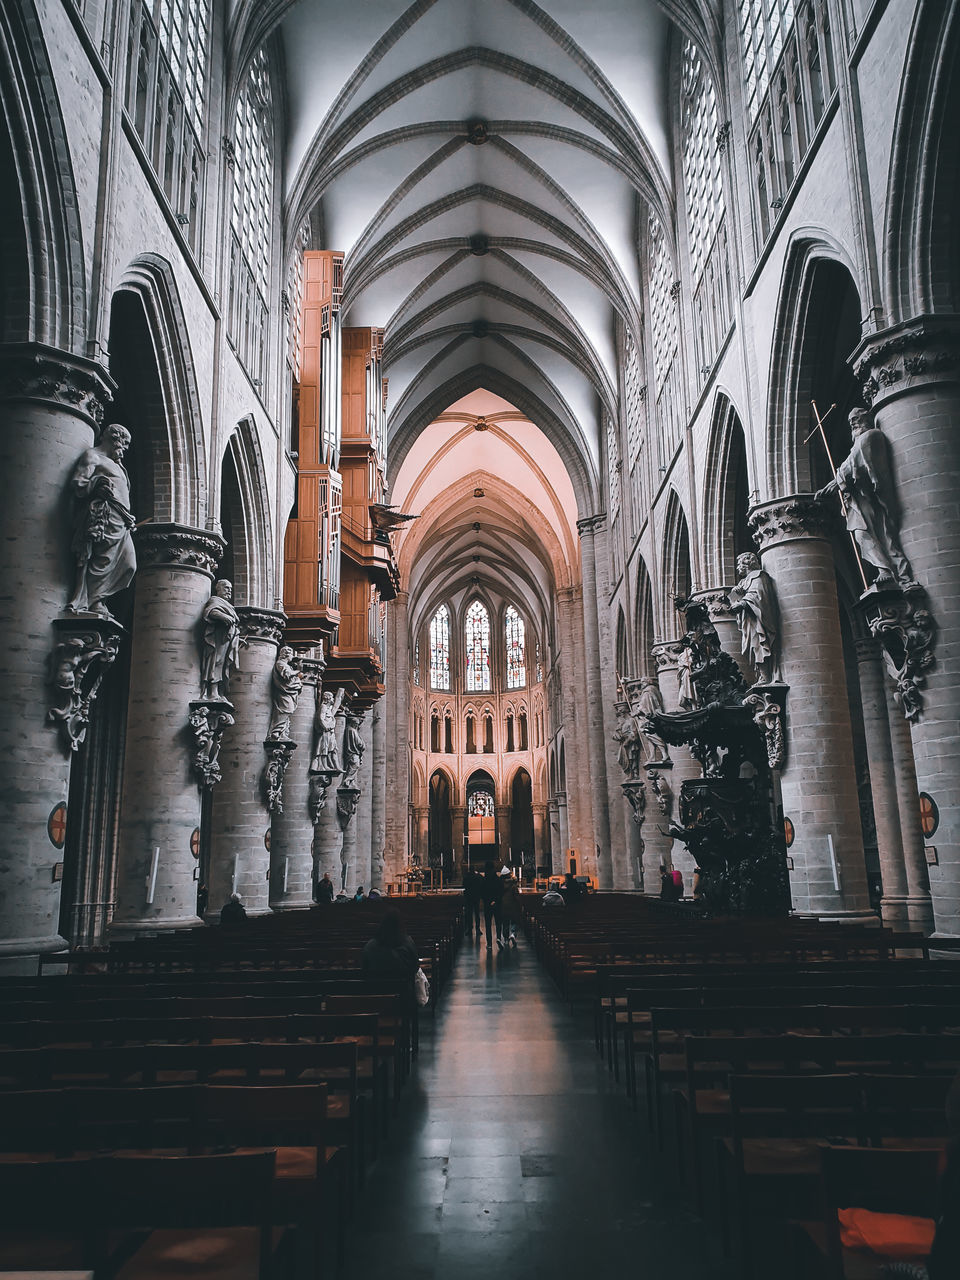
[383,592,410,883]
[555,792,570,870]
[884,679,935,932]
[206,608,284,918]
[576,515,612,887]
[370,704,386,889]
[853,316,960,935]
[555,586,593,875]
[112,524,225,934]
[651,641,700,883]
[749,496,873,920]
[0,346,114,965]
[270,652,325,909]
[591,519,629,886]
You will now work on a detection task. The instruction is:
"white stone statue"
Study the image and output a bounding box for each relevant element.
[677,642,697,709]
[311,686,345,773]
[199,579,241,701]
[633,676,671,764]
[267,646,302,740]
[341,706,366,789]
[66,423,137,618]
[816,407,918,591]
[728,551,782,683]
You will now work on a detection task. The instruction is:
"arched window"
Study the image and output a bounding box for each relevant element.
[648,213,682,467]
[505,606,526,690]
[535,640,543,684]
[228,48,274,385]
[413,636,421,687]
[429,605,450,691]
[465,600,491,693]
[681,40,731,380]
[125,1,210,249]
[468,791,494,817]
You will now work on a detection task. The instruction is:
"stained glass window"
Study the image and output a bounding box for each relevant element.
[465,600,491,692]
[505,606,526,689]
[681,42,725,285]
[429,605,450,690]
[468,791,494,818]
[536,640,543,683]
[413,637,420,686]
[648,215,678,392]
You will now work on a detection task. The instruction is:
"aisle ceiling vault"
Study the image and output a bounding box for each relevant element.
[227,0,708,623]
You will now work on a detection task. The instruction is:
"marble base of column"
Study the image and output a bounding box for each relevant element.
[112,525,225,935]
[206,609,284,919]
[270,653,325,910]
[0,347,114,960]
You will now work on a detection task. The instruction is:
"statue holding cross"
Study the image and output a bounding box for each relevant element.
[813,405,918,593]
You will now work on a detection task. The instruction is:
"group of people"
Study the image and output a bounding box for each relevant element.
[315,873,382,905]
[541,872,588,907]
[463,862,521,948]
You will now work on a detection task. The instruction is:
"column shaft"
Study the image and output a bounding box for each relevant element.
[270,653,325,909]
[207,610,284,918]
[0,348,114,962]
[750,497,872,919]
[370,704,386,889]
[576,518,612,887]
[652,643,699,883]
[885,681,935,930]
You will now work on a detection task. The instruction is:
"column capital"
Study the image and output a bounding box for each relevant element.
[0,343,114,428]
[237,607,286,645]
[651,640,685,671]
[748,494,835,551]
[135,523,225,576]
[691,587,735,623]
[851,314,960,409]
[576,513,606,537]
[297,649,326,684]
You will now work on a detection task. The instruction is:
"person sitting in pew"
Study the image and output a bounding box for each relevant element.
[362,909,419,981]
[219,893,247,926]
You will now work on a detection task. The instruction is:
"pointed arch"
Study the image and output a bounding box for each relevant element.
[113,255,207,527]
[660,490,693,640]
[634,555,655,676]
[701,394,752,587]
[221,419,275,608]
[0,0,87,349]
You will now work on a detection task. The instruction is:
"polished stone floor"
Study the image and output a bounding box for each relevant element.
[341,934,736,1280]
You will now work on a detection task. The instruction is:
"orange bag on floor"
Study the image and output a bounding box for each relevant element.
[838,1207,936,1258]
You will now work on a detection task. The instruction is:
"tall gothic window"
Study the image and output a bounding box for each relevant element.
[505,606,526,690]
[648,214,682,469]
[429,605,450,691]
[228,48,274,385]
[413,637,421,687]
[738,1,836,249]
[124,0,210,249]
[465,601,491,693]
[536,639,543,683]
[681,40,732,381]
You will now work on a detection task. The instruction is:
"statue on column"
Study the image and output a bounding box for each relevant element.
[267,646,303,741]
[341,704,366,789]
[728,551,782,683]
[65,423,137,618]
[677,641,698,710]
[199,579,241,701]
[311,687,345,773]
[613,701,643,779]
[633,677,671,765]
[815,407,918,591]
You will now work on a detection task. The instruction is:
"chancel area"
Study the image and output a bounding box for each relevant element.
[1,0,960,1276]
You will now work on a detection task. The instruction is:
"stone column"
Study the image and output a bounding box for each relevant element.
[270,652,325,909]
[206,609,284,918]
[337,786,362,895]
[749,496,873,920]
[370,705,386,889]
[353,718,374,894]
[0,347,114,965]
[112,525,225,934]
[495,804,511,866]
[620,781,646,891]
[451,806,466,877]
[547,801,560,874]
[854,637,913,927]
[576,517,612,886]
[415,806,430,868]
[314,702,347,892]
[555,586,593,874]
[532,804,546,870]
[592,520,630,886]
[853,319,960,936]
[884,681,934,931]
[555,792,570,870]
[383,592,410,883]
[651,641,699,883]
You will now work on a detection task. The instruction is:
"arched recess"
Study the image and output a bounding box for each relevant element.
[113,255,206,526]
[660,490,693,640]
[510,767,535,876]
[767,235,865,496]
[428,768,453,872]
[634,556,655,677]
[0,0,86,349]
[701,395,753,587]
[220,420,274,608]
[884,0,960,320]
[615,605,629,680]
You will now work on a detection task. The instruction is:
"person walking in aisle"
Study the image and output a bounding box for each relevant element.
[481,860,503,948]
[463,867,482,939]
[499,866,521,946]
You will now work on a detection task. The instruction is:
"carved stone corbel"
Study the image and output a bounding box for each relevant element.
[621,779,646,826]
[308,768,338,824]
[188,700,235,789]
[262,738,296,813]
[47,618,123,752]
[645,766,674,819]
[742,685,788,769]
[336,785,362,830]
[861,586,936,723]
